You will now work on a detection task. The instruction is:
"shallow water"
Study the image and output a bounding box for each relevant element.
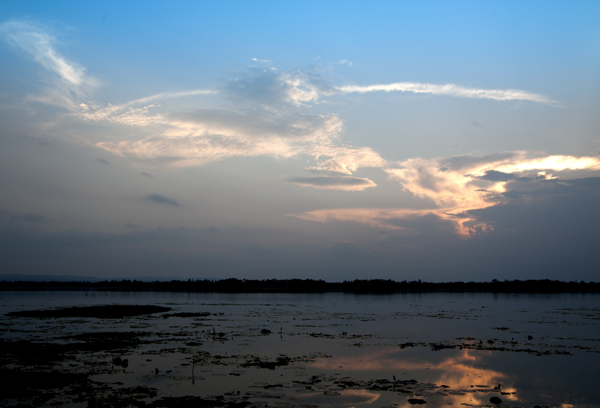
[1,291,599,407]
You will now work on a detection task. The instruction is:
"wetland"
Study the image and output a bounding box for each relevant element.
[1,291,599,408]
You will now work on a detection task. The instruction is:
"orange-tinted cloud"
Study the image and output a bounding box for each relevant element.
[293,152,600,236]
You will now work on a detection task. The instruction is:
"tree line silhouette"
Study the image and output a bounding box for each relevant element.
[0,278,598,293]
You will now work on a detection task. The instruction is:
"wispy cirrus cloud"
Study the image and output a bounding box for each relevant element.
[1,20,558,196]
[287,176,376,191]
[77,89,215,122]
[0,20,86,87]
[0,20,97,108]
[339,82,554,103]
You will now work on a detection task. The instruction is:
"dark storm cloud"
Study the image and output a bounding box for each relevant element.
[482,177,600,216]
[362,177,600,281]
[494,174,593,200]
[146,194,180,207]
[476,170,517,182]
[440,152,518,171]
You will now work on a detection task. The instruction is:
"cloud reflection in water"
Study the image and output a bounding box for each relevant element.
[297,389,380,406]
[308,348,518,407]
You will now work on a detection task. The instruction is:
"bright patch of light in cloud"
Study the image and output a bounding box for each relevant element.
[293,153,600,237]
[387,153,600,234]
[287,176,376,191]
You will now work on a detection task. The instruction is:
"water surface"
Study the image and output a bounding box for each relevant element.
[1,291,598,407]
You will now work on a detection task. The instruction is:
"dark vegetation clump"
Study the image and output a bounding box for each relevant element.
[241,356,292,369]
[0,368,88,405]
[5,305,171,318]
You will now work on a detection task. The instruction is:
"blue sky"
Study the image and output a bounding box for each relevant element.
[1,1,599,281]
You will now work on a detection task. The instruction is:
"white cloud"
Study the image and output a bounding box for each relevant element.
[75,89,215,123]
[388,153,600,205]
[0,20,100,113]
[340,82,553,103]
[83,67,386,174]
[219,67,337,108]
[0,20,96,95]
[306,144,387,175]
[92,102,388,175]
[287,176,376,191]
[95,109,387,173]
[1,22,562,199]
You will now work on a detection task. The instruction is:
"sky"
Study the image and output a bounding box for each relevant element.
[0,1,599,281]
